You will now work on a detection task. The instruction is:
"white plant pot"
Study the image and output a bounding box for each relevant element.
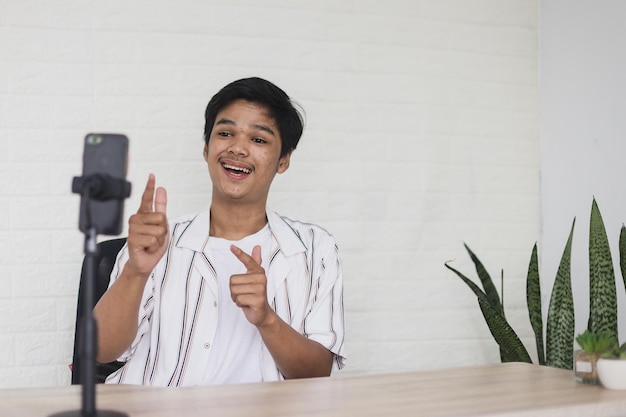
[597,358,626,390]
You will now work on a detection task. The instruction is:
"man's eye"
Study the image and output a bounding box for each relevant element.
[252,137,267,144]
[218,131,232,137]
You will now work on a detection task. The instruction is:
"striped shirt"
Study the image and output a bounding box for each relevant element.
[105,209,346,386]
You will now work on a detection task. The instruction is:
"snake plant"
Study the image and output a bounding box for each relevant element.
[445,198,625,370]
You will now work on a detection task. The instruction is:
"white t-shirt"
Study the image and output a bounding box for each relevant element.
[202,224,272,384]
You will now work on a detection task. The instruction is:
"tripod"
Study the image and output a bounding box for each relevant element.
[50,174,131,417]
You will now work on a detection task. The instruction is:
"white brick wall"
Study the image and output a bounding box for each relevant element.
[0,0,540,387]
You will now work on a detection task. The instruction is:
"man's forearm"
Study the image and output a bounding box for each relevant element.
[257,312,333,379]
[93,267,149,363]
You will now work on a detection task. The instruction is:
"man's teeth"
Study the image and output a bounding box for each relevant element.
[223,164,251,174]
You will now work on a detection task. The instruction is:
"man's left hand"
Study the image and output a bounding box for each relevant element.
[229,245,274,327]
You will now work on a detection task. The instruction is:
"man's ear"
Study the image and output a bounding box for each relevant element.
[203,142,209,162]
[277,152,292,174]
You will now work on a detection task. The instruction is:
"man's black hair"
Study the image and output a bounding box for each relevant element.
[203,77,304,158]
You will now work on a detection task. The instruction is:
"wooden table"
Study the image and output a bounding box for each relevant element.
[1,363,626,416]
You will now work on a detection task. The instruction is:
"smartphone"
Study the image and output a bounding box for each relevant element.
[78,133,129,235]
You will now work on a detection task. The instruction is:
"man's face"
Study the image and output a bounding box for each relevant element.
[204,99,291,205]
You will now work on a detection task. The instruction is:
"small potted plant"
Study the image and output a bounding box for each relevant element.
[597,341,626,390]
[574,330,615,385]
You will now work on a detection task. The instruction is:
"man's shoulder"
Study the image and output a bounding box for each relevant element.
[268,210,337,248]
[273,213,330,234]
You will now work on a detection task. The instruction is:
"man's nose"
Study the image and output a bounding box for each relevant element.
[228,136,248,156]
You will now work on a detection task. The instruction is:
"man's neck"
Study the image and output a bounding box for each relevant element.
[209,201,268,241]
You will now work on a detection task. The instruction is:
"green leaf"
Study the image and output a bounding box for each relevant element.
[445,260,508,362]
[546,219,575,369]
[619,224,626,290]
[464,243,503,314]
[478,297,532,363]
[526,243,545,365]
[576,329,617,354]
[444,262,489,303]
[500,269,505,312]
[444,262,530,362]
[588,198,618,338]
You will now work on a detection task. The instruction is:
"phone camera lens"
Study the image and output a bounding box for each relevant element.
[87,135,103,145]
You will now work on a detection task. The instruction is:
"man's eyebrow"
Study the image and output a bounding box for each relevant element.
[251,124,276,136]
[215,117,236,127]
[215,118,276,136]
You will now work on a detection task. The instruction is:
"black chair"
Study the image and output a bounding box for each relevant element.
[71,237,127,384]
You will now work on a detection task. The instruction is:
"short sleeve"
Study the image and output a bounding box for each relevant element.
[304,236,346,371]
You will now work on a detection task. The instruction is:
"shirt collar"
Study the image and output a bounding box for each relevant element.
[175,209,306,257]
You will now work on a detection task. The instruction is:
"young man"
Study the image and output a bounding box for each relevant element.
[93,77,346,386]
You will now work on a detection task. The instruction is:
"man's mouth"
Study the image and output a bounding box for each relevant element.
[222,162,252,175]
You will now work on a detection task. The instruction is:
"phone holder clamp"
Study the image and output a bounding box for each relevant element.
[72,174,131,201]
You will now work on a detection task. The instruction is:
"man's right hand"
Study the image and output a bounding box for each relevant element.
[94,173,169,363]
[125,173,169,277]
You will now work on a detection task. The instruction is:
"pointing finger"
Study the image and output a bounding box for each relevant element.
[138,174,156,213]
[230,245,263,272]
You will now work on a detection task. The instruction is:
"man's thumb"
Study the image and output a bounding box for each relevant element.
[154,187,167,214]
[252,245,262,265]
